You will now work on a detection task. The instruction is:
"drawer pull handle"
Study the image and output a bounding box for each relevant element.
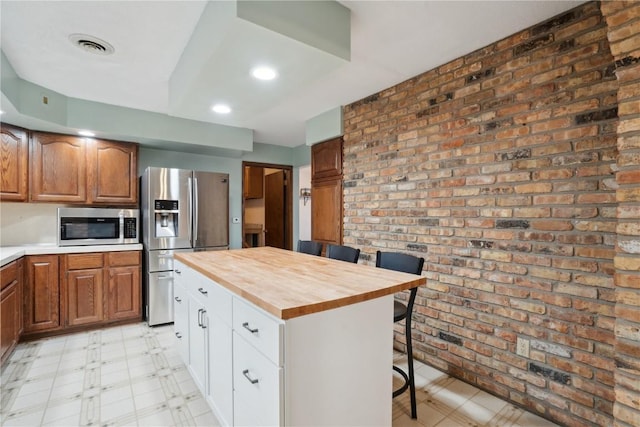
[242,322,259,334]
[175,269,181,274]
[175,297,182,303]
[242,369,259,384]
[175,332,182,339]
[198,287,208,295]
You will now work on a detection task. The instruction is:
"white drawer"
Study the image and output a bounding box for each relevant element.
[232,298,284,366]
[178,261,232,326]
[233,332,283,426]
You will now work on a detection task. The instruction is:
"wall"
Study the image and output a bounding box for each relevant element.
[0,202,64,246]
[342,3,632,426]
[599,2,640,426]
[140,145,309,250]
[298,165,312,240]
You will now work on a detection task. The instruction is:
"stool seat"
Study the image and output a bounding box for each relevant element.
[394,301,408,322]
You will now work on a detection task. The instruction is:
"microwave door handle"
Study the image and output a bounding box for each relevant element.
[194,177,199,246]
[119,213,125,241]
[187,177,193,246]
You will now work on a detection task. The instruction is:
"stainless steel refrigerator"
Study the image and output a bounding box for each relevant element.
[141,167,229,326]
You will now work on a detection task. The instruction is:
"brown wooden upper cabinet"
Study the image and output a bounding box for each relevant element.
[312,137,342,181]
[30,132,87,203]
[244,166,264,199]
[91,139,138,204]
[30,131,137,205]
[0,124,29,201]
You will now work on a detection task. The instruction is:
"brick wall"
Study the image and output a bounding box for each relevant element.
[342,2,635,426]
[600,2,640,427]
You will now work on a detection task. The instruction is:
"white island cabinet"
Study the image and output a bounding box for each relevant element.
[173,247,425,426]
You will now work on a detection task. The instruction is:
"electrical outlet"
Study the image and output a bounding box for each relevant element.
[516,337,530,358]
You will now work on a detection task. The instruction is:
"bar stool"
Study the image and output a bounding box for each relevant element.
[297,240,323,256]
[326,244,360,263]
[376,250,424,419]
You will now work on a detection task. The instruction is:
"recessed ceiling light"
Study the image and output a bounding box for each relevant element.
[251,66,277,81]
[0,110,4,115]
[212,104,231,114]
[78,130,95,137]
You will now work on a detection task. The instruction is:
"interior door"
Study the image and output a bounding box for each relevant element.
[265,171,285,249]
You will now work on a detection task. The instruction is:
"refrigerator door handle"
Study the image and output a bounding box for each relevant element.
[187,176,193,246]
[194,177,199,245]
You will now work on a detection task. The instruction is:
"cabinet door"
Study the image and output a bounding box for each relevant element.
[107,266,141,320]
[188,298,208,395]
[208,314,233,426]
[90,139,138,204]
[1,259,21,364]
[0,124,29,201]
[311,178,343,245]
[244,166,264,199]
[24,255,61,333]
[30,132,87,203]
[66,268,104,326]
[311,137,342,180]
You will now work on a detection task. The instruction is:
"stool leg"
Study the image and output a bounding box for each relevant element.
[406,315,417,419]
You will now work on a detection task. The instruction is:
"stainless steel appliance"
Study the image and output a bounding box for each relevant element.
[141,167,229,326]
[58,207,139,246]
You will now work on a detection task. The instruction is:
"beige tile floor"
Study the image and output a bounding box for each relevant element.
[0,322,559,427]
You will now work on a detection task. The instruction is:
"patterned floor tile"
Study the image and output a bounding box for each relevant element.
[0,322,561,427]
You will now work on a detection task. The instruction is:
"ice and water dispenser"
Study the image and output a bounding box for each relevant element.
[154,200,179,237]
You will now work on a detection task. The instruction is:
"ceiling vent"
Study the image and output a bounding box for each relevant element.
[69,34,114,55]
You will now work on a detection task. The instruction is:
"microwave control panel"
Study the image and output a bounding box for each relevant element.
[124,218,138,238]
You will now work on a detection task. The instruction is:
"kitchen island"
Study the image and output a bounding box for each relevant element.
[174,247,425,426]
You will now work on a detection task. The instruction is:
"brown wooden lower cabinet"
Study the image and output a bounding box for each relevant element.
[1,259,23,364]
[106,251,141,320]
[24,255,61,333]
[19,251,141,342]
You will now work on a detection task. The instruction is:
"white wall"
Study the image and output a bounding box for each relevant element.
[298,165,311,241]
[0,202,64,246]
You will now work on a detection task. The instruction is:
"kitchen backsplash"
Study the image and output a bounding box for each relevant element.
[0,203,63,246]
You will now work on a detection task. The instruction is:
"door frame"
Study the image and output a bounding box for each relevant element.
[241,161,293,250]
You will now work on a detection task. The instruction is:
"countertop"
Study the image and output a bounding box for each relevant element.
[175,246,426,320]
[0,243,143,267]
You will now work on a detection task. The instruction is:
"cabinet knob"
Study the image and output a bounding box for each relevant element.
[175,297,182,303]
[198,287,208,295]
[175,332,182,339]
[242,322,259,334]
[175,269,181,274]
[242,369,259,385]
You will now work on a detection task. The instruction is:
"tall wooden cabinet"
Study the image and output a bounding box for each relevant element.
[0,124,29,201]
[311,137,343,247]
[30,131,137,205]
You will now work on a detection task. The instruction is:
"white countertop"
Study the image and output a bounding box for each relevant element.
[0,243,143,267]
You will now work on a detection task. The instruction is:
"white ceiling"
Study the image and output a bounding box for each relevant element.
[0,1,583,149]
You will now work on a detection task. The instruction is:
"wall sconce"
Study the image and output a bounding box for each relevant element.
[300,188,311,206]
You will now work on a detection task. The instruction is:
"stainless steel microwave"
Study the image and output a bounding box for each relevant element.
[58,208,139,246]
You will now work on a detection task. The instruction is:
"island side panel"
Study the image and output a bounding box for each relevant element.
[284,295,394,426]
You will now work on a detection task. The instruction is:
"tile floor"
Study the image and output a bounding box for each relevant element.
[0,322,559,427]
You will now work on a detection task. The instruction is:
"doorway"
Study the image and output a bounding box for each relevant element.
[242,161,293,250]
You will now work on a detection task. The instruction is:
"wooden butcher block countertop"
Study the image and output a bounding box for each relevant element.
[174,247,426,320]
